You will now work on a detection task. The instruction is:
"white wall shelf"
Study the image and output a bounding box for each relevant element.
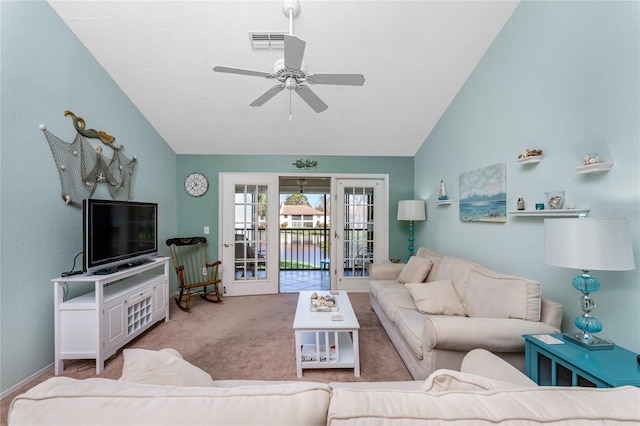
[508,209,590,217]
[516,156,542,164]
[435,200,453,205]
[573,162,613,174]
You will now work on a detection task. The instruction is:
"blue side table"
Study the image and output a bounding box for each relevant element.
[523,334,640,387]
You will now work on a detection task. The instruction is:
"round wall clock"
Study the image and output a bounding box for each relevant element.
[184,173,208,197]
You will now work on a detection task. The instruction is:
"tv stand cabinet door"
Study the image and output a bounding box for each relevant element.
[152,278,168,322]
[103,294,127,355]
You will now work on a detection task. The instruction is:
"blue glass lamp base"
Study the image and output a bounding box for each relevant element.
[563,333,614,351]
[562,271,613,351]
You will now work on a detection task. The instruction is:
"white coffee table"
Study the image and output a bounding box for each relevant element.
[293,291,360,377]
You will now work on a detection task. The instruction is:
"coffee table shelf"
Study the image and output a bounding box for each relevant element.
[293,291,360,377]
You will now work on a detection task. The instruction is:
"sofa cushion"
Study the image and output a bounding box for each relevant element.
[376,287,417,322]
[119,348,216,387]
[463,267,541,321]
[415,247,444,281]
[9,377,331,426]
[420,369,529,393]
[397,256,432,283]
[405,279,466,316]
[431,255,480,298]
[394,309,427,359]
[369,279,404,299]
[326,385,640,425]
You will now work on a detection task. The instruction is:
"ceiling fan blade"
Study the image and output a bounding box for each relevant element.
[250,84,285,107]
[213,66,273,78]
[307,73,366,86]
[284,35,306,70]
[296,85,328,113]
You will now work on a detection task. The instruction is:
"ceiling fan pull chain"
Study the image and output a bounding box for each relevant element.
[289,89,293,121]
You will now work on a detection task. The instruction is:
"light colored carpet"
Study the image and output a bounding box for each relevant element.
[2,292,411,421]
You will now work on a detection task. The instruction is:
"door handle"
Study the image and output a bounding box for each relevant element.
[223,243,233,247]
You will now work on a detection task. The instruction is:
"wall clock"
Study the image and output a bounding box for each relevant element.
[184,173,208,197]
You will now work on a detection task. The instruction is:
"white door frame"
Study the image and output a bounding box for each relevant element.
[333,176,389,292]
[219,173,280,296]
[219,172,389,295]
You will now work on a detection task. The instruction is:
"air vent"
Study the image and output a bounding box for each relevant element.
[248,32,286,50]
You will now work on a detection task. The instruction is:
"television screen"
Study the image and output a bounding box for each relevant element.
[83,199,158,274]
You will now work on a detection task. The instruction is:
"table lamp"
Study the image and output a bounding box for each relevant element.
[544,217,636,350]
[397,200,426,259]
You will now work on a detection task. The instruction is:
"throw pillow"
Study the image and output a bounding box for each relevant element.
[463,267,541,321]
[397,256,433,284]
[405,279,466,316]
[420,369,529,394]
[119,348,216,387]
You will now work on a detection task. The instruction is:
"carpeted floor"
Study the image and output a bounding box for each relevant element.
[1,292,411,422]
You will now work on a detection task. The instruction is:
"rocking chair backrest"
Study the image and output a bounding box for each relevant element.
[166,237,215,287]
[165,237,222,312]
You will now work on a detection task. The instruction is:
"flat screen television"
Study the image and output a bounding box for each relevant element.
[83,199,158,274]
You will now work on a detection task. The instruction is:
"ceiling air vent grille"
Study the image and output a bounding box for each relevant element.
[248,32,286,50]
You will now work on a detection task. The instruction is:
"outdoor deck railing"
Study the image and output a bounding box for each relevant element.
[280,227,330,270]
[236,227,371,271]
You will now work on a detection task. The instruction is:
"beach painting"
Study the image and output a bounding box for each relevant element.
[459,163,507,222]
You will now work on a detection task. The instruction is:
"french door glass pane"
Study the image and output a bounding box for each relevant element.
[234,184,267,280]
[343,186,374,277]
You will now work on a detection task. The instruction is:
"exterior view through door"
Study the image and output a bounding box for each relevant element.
[221,173,388,295]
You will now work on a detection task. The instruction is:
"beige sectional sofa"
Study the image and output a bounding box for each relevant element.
[369,247,564,379]
[8,348,639,425]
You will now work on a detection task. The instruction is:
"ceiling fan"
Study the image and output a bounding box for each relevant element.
[213,0,365,113]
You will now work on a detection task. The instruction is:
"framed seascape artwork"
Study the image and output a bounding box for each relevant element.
[459,162,507,223]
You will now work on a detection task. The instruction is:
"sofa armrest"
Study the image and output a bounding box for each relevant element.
[540,297,563,329]
[423,316,561,352]
[461,349,537,386]
[369,263,405,280]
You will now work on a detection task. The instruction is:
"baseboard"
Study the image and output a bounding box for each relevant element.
[1,362,53,401]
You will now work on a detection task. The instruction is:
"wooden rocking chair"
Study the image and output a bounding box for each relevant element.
[166,237,222,312]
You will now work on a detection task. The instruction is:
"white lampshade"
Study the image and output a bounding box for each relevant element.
[544,217,636,271]
[397,200,426,221]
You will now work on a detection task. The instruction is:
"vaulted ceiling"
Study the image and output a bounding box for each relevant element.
[48,1,519,157]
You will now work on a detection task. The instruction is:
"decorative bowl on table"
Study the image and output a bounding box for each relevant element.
[310,293,337,312]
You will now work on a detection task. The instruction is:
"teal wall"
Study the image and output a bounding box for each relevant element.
[414,1,640,352]
[0,2,177,393]
[176,155,414,261]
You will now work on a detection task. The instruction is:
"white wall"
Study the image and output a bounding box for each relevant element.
[414,1,639,352]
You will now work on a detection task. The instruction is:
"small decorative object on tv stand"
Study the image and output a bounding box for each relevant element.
[544,217,636,350]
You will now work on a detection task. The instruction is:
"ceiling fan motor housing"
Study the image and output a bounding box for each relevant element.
[274,57,307,86]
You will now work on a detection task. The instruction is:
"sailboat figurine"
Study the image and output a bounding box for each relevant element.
[438,180,448,201]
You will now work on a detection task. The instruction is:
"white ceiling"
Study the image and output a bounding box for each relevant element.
[48,1,519,157]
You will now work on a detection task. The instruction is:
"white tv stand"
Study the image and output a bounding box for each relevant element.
[51,257,170,375]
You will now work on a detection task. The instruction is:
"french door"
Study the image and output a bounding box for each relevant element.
[220,173,279,296]
[334,178,388,291]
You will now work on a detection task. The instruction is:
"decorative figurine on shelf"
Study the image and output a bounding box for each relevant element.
[583,154,601,165]
[438,180,448,201]
[517,149,543,159]
[517,198,525,211]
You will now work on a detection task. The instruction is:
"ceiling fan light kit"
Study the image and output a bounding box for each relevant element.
[213,0,365,114]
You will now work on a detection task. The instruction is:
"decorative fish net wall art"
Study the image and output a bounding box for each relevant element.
[41,111,137,208]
